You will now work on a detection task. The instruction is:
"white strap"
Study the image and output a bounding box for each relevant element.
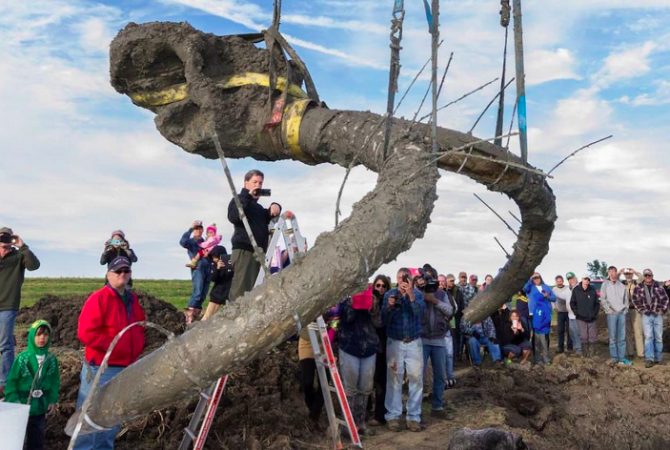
[84,414,112,431]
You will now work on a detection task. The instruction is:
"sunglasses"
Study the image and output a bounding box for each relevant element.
[374,283,387,288]
[113,269,131,274]
[645,274,653,277]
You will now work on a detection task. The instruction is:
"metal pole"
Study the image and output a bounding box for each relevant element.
[512,0,528,164]
[430,0,440,156]
[382,0,405,160]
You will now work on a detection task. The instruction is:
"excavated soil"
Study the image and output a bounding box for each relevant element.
[12,295,670,449]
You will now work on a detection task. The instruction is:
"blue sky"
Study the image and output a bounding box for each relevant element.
[2,0,670,283]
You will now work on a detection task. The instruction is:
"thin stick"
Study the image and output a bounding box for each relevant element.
[458,152,550,178]
[469,77,515,134]
[474,193,519,237]
[418,77,499,123]
[505,99,518,149]
[509,211,522,224]
[548,135,613,175]
[394,40,444,115]
[210,124,269,274]
[429,0,440,157]
[435,52,454,101]
[494,237,511,258]
[412,79,433,122]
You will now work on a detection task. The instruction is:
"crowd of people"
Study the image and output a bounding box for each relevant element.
[1,167,670,446]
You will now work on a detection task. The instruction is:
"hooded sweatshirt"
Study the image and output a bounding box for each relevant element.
[5,320,60,416]
[552,285,570,313]
[600,279,629,315]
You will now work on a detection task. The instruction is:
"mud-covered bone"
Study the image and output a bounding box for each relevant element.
[447,428,529,450]
[66,21,556,434]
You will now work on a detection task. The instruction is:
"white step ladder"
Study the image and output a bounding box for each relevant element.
[179,211,311,450]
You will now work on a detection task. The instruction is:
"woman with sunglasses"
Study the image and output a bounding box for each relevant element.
[368,274,391,427]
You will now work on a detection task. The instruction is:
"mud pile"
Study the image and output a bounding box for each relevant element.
[16,291,185,352]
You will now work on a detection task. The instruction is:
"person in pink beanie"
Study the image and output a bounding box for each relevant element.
[186,224,222,268]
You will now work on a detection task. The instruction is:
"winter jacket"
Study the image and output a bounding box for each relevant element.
[461,317,497,341]
[600,279,629,314]
[523,280,557,316]
[554,285,576,319]
[552,285,570,313]
[370,290,387,351]
[209,250,234,305]
[533,298,553,334]
[514,293,530,319]
[460,284,477,310]
[338,298,379,358]
[78,285,146,367]
[228,189,281,252]
[570,285,600,323]
[632,281,670,316]
[0,245,40,311]
[4,320,60,416]
[100,244,138,266]
[490,308,511,343]
[421,290,454,340]
[180,229,211,271]
[448,286,464,319]
[500,316,531,347]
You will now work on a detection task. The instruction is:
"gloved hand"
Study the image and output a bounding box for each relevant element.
[120,240,129,250]
[472,330,481,339]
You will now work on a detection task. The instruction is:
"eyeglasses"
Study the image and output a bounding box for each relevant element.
[113,269,131,274]
[374,283,386,289]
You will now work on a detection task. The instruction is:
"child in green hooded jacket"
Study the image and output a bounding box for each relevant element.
[5,319,60,450]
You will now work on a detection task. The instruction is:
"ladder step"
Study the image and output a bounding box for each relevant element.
[200,392,212,401]
[327,386,337,393]
[184,427,196,440]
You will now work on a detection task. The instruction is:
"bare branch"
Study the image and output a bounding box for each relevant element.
[548,135,614,175]
[474,193,519,237]
[494,237,511,259]
[509,211,522,224]
[469,77,515,134]
[418,77,499,123]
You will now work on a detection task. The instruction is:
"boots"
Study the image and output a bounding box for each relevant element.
[582,343,590,358]
[185,256,198,268]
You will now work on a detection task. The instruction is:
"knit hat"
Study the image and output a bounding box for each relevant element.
[111,229,125,239]
[206,223,217,234]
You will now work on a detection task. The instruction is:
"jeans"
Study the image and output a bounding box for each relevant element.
[607,313,627,362]
[453,316,462,360]
[188,267,211,309]
[423,344,446,410]
[339,351,376,427]
[556,311,573,351]
[642,314,664,362]
[445,334,454,380]
[72,364,124,450]
[569,319,582,354]
[385,338,423,423]
[26,414,46,450]
[502,341,532,358]
[372,346,387,422]
[534,332,550,364]
[467,335,502,366]
[0,309,18,386]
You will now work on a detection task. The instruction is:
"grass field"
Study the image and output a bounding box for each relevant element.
[22,278,193,309]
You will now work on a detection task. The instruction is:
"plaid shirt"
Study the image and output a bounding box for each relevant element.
[460,284,477,309]
[632,281,670,315]
[382,288,426,341]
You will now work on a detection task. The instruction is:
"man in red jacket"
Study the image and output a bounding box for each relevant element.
[73,256,145,450]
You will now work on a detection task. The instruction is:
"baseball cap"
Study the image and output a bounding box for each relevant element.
[623,268,633,275]
[0,227,13,235]
[470,274,478,280]
[446,273,456,281]
[566,272,576,279]
[108,256,131,272]
[582,274,591,280]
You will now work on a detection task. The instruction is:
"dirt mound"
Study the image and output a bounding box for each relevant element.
[16,291,185,352]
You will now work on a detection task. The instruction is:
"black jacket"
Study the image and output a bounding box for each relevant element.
[570,285,600,323]
[447,286,464,319]
[100,246,137,266]
[490,308,511,343]
[227,189,281,252]
[500,316,531,346]
[209,247,234,305]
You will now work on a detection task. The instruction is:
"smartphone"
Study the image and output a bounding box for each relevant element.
[402,274,410,283]
[110,238,122,246]
[512,319,518,328]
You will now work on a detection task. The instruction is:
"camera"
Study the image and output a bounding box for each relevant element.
[253,189,272,197]
[110,238,122,246]
[418,264,439,294]
[0,234,15,245]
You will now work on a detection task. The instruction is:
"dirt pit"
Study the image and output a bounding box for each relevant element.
[12,295,670,450]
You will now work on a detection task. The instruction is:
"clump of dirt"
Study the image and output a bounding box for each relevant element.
[16,291,185,352]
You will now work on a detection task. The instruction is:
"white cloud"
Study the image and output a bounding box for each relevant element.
[552,88,613,137]
[526,48,581,85]
[595,41,656,86]
[73,17,115,53]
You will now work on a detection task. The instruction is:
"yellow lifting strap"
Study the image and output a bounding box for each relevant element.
[281,98,312,161]
[129,72,308,107]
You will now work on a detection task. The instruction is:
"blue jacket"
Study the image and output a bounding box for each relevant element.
[179,229,211,271]
[382,288,426,341]
[523,280,556,317]
[533,298,553,334]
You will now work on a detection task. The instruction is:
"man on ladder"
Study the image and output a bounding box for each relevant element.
[227,169,282,302]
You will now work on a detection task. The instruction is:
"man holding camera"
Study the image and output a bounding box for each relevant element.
[419,265,455,420]
[228,169,281,301]
[0,227,40,391]
[382,268,425,432]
